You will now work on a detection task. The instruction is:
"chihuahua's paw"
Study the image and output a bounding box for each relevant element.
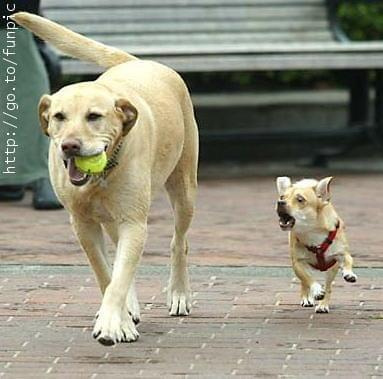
[315,304,329,313]
[343,270,357,283]
[310,282,325,301]
[301,298,314,307]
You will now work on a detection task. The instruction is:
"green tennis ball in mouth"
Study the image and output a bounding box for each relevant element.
[74,152,107,174]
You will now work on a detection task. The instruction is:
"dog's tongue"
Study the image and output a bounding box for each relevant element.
[68,158,86,182]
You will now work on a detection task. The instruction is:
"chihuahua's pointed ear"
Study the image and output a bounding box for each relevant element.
[38,95,52,136]
[316,177,333,202]
[276,176,292,197]
[115,98,138,136]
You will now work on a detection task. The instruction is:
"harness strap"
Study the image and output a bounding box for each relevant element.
[303,221,340,272]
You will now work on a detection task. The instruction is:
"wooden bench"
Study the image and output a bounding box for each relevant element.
[40,0,383,161]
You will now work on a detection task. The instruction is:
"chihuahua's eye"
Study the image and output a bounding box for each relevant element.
[296,194,305,203]
[53,112,65,121]
[87,112,102,121]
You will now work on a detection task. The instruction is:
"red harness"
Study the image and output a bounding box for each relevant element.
[303,221,340,272]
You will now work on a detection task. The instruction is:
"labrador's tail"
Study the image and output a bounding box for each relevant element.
[11,12,137,68]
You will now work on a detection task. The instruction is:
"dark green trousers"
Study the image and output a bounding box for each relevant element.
[0,28,49,185]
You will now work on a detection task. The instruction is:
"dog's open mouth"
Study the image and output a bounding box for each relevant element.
[65,158,90,186]
[278,214,296,231]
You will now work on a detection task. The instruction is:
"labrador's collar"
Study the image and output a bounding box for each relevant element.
[91,139,123,185]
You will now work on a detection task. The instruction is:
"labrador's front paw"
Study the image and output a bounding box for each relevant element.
[92,305,139,346]
[168,290,191,316]
[167,271,191,316]
[126,292,141,325]
[167,278,191,316]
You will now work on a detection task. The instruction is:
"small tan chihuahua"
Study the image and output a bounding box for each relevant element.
[276,177,357,313]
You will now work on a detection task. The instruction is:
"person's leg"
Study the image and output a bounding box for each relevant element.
[0,28,61,208]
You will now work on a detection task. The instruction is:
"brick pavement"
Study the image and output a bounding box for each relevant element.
[1,174,383,267]
[0,265,382,378]
[1,173,383,378]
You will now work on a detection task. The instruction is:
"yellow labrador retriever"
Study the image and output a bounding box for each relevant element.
[12,12,198,346]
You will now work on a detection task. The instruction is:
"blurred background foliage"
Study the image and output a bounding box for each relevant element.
[340,1,383,40]
[184,1,383,93]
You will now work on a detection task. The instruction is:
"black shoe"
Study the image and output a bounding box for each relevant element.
[0,185,25,201]
[33,178,63,210]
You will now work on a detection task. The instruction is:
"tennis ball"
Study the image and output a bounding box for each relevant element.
[74,152,107,174]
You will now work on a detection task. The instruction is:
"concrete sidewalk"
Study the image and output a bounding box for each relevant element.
[0,265,382,378]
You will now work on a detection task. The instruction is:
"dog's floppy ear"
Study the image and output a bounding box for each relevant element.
[316,176,333,202]
[115,98,138,136]
[276,177,292,197]
[38,94,52,136]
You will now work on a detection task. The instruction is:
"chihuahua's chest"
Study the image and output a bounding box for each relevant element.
[291,233,346,267]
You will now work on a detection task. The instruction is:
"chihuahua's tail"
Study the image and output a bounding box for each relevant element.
[11,12,137,68]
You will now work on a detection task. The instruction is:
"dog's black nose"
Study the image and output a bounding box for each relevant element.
[61,139,81,157]
[277,200,287,214]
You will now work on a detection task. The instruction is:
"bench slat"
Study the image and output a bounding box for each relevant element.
[85,32,333,45]
[53,41,383,56]
[54,20,330,35]
[43,6,326,23]
[42,0,324,8]
[60,52,383,74]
